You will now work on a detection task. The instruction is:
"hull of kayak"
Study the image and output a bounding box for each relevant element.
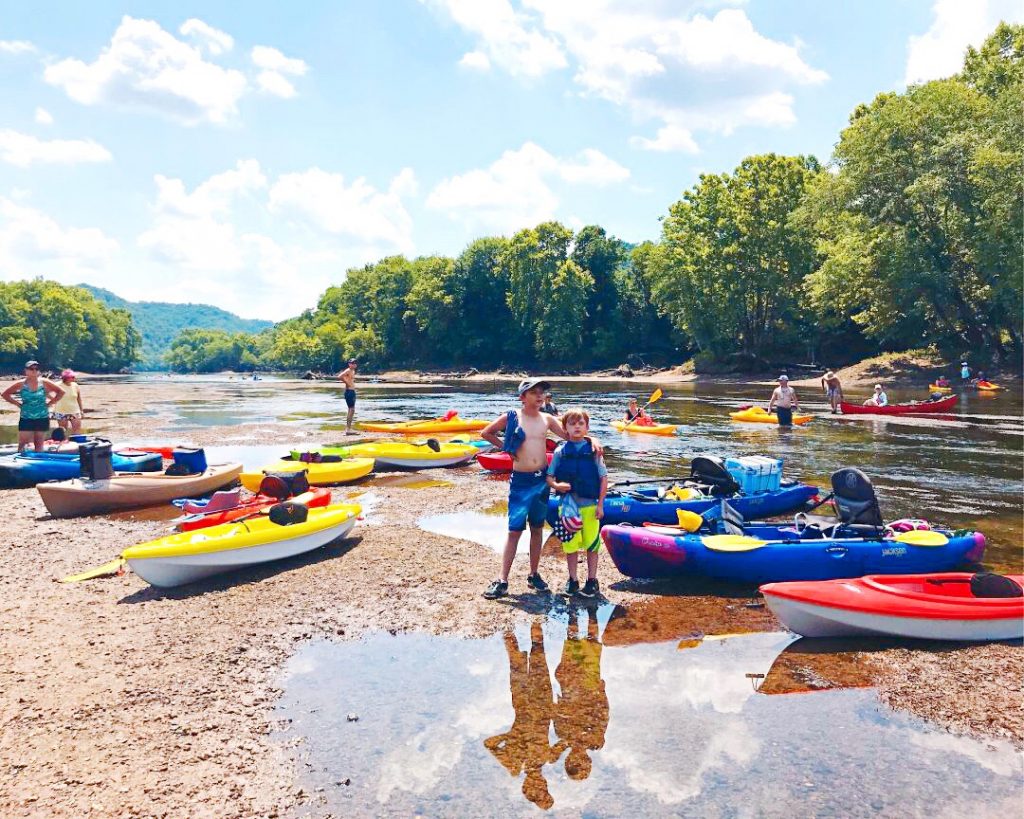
[239,457,374,491]
[358,417,488,434]
[176,487,333,531]
[730,408,814,425]
[0,449,163,488]
[37,463,243,518]
[839,395,958,415]
[296,442,478,469]
[125,503,360,587]
[761,573,1023,640]
[601,525,985,584]
[549,482,818,527]
[610,420,678,436]
[976,382,1002,391]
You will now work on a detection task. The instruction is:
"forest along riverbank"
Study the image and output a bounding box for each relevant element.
[0,375,1020,817]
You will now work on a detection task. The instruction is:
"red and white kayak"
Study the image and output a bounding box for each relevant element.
[839,395,958,415]
[477,439,558,472]
[761,573,1024,641]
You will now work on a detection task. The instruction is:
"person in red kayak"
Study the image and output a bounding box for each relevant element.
[864,384,888,407]
[623,397,654,427]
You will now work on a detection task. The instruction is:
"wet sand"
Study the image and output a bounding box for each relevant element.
[0,376,1020,817]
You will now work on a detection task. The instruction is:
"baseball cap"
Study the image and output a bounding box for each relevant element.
[347,358,358,365]
[25,360,39,368]
[517,377,551,396]
[777,374,789,381]
[874,384,882,390]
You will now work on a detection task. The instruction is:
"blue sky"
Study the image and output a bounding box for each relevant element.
[0,0,1019,319]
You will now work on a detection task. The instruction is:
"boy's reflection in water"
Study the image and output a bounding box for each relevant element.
[484,612,609,810]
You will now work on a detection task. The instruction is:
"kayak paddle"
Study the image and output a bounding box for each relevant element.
[622,388,663,429]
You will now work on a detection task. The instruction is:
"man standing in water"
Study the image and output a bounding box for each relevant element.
[821,369,843,414]
[767,374,799,427]
[338,358,358,435]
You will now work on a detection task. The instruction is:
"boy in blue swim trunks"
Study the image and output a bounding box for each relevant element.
[482,379,593,600]
[547,409,607,598]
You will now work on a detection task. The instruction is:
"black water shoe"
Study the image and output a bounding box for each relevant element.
[580,579,600,598]
[563,578,580,596]
[483,580,508,600]
[527,573,549,593]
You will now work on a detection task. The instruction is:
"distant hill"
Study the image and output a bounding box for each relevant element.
[80,285,273,370]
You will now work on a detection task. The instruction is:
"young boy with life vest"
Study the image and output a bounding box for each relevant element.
[547,409,607,597]
[481,380,600,600]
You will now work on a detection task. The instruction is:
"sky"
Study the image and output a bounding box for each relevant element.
[0,0,1019,320]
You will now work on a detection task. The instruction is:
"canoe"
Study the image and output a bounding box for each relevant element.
[839,395,958,415]
[358,415,489,434]
[547,481,818,527]
[730,407,814,425]
[610,419,678,436]
[478,451,554,472]
[239,457,374,491]
[176,488,333,531]
[292,442,478,469]
[928,384,952,393]
[601,523,985,584]
[761,573,1023,641]
[0,449,163,489]
[125,502,361,587]
[37,462,243,519]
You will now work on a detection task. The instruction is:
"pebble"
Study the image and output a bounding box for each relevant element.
[346,713,359,722]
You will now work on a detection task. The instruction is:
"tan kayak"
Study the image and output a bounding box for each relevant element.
[37,463,243,519]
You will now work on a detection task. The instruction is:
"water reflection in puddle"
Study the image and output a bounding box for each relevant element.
[277,621,1022,816]
[370,474,454,490]
[418,507,513,553]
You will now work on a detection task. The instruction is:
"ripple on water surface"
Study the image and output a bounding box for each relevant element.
[276,615,1022,816]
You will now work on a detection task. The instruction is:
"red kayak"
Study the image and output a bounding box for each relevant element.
[177,488,332,531]
[840,395,958,415]
[761,573,1024,641]
[478,439,558,472]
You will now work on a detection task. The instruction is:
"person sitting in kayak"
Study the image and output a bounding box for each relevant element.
[623,397,654,426]
[767,375,799,426]
[547,408,608,598]
[935,376,950,388]
[864,384,888,407]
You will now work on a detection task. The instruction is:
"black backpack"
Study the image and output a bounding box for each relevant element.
[259,470,310,500]
[268,501,309,526]
[969,572,1023,598]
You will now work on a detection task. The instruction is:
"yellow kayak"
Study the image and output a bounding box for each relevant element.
[928,384,952,393]
[240,457,374,491]
[610,419,678,436]
[358,415,488,434]
[730,407,814,426]
[124,503,361,587]
[976,381,1002,391]
[294,442,478,469]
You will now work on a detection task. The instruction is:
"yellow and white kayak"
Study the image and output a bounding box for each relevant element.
[928,384,952,394]
[124,503,361,587]
[239,457,374,491]
[610,419,678,436]
[730,407,814,426]
[358,415,489,434]
[297,442,478,469]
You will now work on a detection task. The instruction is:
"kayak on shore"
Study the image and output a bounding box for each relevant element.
[840,394,958,415]
[175,487,333,531]
[0,448,163,489]
[239,457,374,491]
[358,414,488,434]
[761,573,1023,641]
[477,438,557,472]
[292,441,478,469]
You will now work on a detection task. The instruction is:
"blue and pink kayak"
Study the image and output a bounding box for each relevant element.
[0,449,163,489]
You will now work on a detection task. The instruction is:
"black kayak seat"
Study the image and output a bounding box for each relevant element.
[690,455,741,496]
[831,468,884,531]
[970,572,1024,598]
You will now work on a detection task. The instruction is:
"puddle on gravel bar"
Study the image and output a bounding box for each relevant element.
[417,507,513,553]
[369,474,454,490]
[276,618,1022,817]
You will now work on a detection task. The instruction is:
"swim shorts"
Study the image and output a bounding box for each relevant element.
[776,406,794,427]
[344,388,356,409]
[18,417,49,432]
[562,503,601,554]
[826,387,839,400]
[508,469,550,532]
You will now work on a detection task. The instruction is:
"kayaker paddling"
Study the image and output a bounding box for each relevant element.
[2,360,65,452]
[767,375,799,427]
[623,397,653,426]
[338,358,358,435]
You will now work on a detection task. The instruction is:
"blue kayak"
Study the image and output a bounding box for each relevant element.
[547,481,819,526]
[601,523,987,584]
[0,449,163,488]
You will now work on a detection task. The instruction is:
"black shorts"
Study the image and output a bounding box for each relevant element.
[776,406,794,427]
[19,417,49,432]
[344,389,356,409]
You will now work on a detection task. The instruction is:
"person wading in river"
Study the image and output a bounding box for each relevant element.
[767,374,799,427]
[338,359,358,435]
[821,370,843,414]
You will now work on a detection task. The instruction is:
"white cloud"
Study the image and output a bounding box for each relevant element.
[0,129,112,167]
[251,45,308,98]
[179,18,235,56]
[0,197,118,268]
[426,141,629,232]
[34,108,54,126]
[427,1,827,150]
[269,167,416,251]
[458,50,491,71]
[151,159,267,219]
[905,0,1024,85]
[44,16,248,125]
[0,40,35,55]
[422,0,567,77]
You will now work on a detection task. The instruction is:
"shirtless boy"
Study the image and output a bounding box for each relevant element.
[480,379,577,599]
[338,359,358,435]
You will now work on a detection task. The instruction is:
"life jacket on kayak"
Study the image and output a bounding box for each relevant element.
[831,467,884,535]
[501,410,526,455]
[553,439,601,499]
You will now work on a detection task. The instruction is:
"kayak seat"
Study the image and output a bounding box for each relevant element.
[690,456,741,497]
[831,468,884,529]
[970,572,1024,598]
[719,499,745,535]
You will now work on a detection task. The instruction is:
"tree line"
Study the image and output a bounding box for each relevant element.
[0,280,140,373]
[165,24,1019,373]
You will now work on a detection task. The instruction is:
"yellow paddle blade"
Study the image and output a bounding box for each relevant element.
[675,508,704,532]
[893,529,949,547]
[59,557,126,583]
[702,534,768,552]
[648,388,663,404]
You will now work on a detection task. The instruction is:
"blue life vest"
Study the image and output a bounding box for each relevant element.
[553,439,601,500]
[502,410,526,455]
